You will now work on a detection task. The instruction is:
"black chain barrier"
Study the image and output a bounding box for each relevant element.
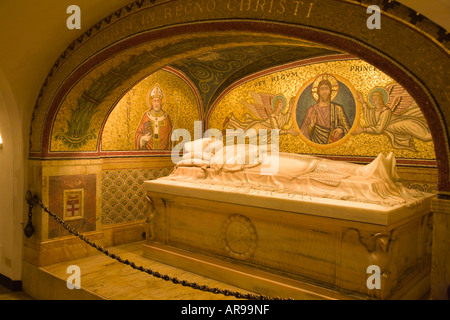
[25,191,289,301]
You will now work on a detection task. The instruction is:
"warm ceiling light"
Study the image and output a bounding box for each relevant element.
[0,134,2,148]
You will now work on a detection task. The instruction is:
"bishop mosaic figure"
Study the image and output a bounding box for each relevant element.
[135,84,173,150]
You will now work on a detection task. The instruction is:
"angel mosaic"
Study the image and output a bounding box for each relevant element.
[222,92,299,136]
[353,83,432,151]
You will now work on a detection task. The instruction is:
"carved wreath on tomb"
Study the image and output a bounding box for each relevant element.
[221,214,258,260]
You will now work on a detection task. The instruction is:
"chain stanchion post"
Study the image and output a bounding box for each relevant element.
[24,191,35,238]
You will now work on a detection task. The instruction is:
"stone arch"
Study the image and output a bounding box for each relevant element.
[98,66,204,154]
[29,0,449,194]
[0,66,25,281]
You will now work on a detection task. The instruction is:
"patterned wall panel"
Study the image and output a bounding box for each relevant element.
[397,166,438,195]
[404,183,437,194]
[101,167,173,226]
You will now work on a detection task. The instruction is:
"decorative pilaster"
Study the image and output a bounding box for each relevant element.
[431,197,450,300]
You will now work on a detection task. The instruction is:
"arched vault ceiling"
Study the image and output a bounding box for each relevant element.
[169,44,340,112]
[20,0,449,193]
[116,31,340,114]
[38,31,339,154]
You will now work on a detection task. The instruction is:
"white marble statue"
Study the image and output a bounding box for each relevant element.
[167,137,427,207]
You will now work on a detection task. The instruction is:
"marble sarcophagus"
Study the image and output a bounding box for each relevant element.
[142,139,433,300]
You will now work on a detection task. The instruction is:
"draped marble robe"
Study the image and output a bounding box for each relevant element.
[170,137,426,207]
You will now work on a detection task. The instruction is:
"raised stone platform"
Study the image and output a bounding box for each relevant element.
[22,241,254,300]
[143,178,434,300]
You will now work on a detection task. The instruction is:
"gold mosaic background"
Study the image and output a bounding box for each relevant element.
[102,69,200,151]
[49,46,157,152]
[209,59,436,160]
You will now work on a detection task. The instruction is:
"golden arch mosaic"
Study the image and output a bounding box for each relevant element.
[210,58,435,160]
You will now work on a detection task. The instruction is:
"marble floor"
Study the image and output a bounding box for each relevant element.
[37,241,255,300]
[0,284,33,300]
[2,240,433,300]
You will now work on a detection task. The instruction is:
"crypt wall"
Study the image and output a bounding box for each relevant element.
[100,68,200,226]
[23,0,449,298]
[26,53,438,242]
[28,0,449,194]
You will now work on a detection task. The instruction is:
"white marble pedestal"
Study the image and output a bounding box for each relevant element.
[143,179,433,300]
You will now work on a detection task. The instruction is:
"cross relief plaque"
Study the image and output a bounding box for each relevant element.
[63,189,84,221]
